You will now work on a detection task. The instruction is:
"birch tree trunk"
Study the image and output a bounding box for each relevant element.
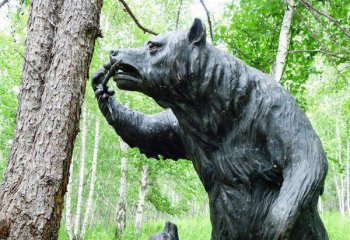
[318,197,323,215]
[80,119,100,239]
[115,139,128,237]
[134,164,149,233]
[335,119,345,215]
[0,1,102,239]
[333,163,345,214]
[66,157,75,240]
[73,106,87,239]
[273,0,294,82]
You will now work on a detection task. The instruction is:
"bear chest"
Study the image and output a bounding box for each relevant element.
[184,139,272,192]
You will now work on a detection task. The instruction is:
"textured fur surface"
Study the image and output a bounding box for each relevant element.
[92,19,328,239]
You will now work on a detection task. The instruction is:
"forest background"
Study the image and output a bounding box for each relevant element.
[0,0,349,239]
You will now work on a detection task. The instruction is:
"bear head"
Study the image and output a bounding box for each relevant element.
[109,18,210,108]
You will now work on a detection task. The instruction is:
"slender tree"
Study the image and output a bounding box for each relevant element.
[0,1,103,239]
[80,118,100,239]
[335,118,345,215]
[134,164,149,232]
[74,106,87,239]
[115,139,128,237]
[274,0,294,82]
[66,157,75,240]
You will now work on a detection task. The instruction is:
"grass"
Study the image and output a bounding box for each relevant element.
[59,212,350,239]
[321,212,350,240]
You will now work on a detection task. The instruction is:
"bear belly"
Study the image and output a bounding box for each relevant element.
[207,180,280,240]
[189,149,282,239]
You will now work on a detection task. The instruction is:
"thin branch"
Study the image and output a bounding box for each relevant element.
[288,50,350,62]
[176,0,183,30]
[283,0,346,81]
[299,0,336,42]
[231,42,266,71]
[0,0,9,8]
[118,0,158,36]
[199,0,214,42]
[299,0,350,38]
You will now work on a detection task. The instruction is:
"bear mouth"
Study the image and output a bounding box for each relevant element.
[113,63,143,91]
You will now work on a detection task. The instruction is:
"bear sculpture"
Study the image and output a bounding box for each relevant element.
[92,19,328,240]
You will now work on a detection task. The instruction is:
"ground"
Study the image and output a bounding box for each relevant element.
[58,212,350,240]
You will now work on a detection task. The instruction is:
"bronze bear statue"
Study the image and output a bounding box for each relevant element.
[92,18,328,240]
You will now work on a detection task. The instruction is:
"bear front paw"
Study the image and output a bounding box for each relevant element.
[92,65,115,101]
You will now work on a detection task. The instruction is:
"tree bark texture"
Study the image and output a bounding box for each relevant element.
[0,1,102,239]
[274,0,294,82]
[134,164,148,232]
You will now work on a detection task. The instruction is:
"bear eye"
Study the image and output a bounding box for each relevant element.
[147,41,161,52]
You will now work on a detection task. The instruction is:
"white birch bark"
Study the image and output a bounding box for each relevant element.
[336,118,345,215]
[332,163,343,213]
[66,157,74,240]
[134,164,149,233]
[318,197,323,215]
[80,119,100,239]
[274,0,294,82]
[115,139,128,237]
[73,106,87,238]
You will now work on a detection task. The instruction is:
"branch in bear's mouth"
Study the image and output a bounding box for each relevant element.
[102,60,121,91]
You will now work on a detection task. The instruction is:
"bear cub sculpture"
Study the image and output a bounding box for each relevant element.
[92,18,328,240]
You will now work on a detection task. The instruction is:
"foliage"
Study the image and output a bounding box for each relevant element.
[216,0,350,109]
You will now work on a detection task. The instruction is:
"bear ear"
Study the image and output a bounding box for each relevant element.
[188,18,207,45]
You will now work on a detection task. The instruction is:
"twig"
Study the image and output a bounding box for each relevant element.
[0,0,9,8]
[83,169,93,187]
[118,0,158,36]
[298,0,336,42]
[288,50,350,62]
[231,42,266,71]
[199,0,214,42]
[102,60,121,91]
[176,0,183,30]
[283,0,346,81]
[299,0,350,38]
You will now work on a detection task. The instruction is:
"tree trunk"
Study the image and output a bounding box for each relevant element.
[0,1,102,239]
[333,163,344,214]
[335,119,345,215]
[115,139,128,237]
[66,157,75,240]
[80,119,100,239]
[73,106,87,239]
[273,0,294,82]
[318,197,323,215]
[134,164,149,233]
